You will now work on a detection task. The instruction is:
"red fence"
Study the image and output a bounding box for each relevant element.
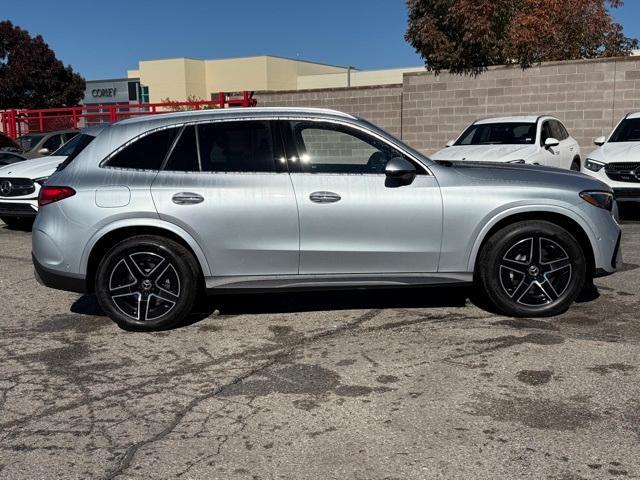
[1,91,257,139]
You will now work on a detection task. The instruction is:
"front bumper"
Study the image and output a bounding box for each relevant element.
[0,201,37,218]
[33,253,87,293]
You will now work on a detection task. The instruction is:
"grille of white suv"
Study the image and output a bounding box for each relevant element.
[605,162,640,183]
[0,178,36,197]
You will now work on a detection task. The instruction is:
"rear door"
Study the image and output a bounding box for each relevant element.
[283,119,443,275]
[151,120,299,277]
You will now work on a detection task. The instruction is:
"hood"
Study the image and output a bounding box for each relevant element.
[438,160,612,192]
[0,155,66,179]
[433,144,538,162]
[590,142,640,163]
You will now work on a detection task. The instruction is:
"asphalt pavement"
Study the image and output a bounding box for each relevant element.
[0,215,639,479]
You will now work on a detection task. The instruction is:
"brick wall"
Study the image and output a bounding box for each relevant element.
[255,84,403,138]
[256,56,640,156]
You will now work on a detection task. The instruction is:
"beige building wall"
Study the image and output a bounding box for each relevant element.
[127,55,362,101]
[297,66,425,89]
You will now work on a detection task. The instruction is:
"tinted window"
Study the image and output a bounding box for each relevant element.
[55,134,96,171]
[43,134,63,152]
[64,132,79,142]
[540,122,553,145]
[106,127,179,170]
[293,122,403,174]
[548,120,567,141]
[610,118,640,142]
[16,134,44,151]
[455,123,536,145]
[198,121,275,173]
[164,126,199,172]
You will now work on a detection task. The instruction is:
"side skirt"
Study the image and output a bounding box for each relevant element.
[205,272,473,294]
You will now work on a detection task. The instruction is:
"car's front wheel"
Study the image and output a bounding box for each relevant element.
[476,221,587,317]
[95,235,200,331]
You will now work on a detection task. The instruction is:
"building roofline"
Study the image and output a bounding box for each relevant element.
[86,77,139,83]
[133,54,353,70]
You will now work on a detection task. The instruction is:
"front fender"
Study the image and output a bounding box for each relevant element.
[80,218,212,276]
[465,202,599,272]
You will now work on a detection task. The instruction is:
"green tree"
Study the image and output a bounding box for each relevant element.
[0,21,85,109]
[405,0,638,75]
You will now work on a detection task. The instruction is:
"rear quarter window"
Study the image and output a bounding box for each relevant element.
[105,127,179,170]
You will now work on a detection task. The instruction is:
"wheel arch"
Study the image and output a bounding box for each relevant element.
[82,220,211,292]
[468,208,596,278]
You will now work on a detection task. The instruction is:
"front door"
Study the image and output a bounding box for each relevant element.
[283,120,443,275]
[151,120,299,277]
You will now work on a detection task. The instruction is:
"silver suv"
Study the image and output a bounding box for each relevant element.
[33,108,622,330]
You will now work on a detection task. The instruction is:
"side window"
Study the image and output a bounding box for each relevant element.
[106,127,179,170]
[164,125,199,172]
[198,121,275,173]
[64,132,79,143]
[292,122,403,174]
[43,135,63,152]
[540,122,553,145]
[556,121,569,140]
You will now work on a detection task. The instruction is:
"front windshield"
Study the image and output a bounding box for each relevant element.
[455,123,536,146]
[16,134,45,151]
[609,118,640,142]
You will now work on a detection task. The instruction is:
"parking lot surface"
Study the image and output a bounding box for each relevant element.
[0,217,639,480]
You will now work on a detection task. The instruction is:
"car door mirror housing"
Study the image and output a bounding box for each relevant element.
[385,157,416,183]
[544,138,560,148]
[594,136,606,146]
[38,148,50,155]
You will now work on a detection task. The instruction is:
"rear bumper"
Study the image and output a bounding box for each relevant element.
[33,253,87,293]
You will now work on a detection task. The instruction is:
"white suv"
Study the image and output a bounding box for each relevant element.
[434,116,581,170]
[0,131,99,228]
[582,112,640,203]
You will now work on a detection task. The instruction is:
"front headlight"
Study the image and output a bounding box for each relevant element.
[584,158,605,172]
[580,191,614,211]
[34,177,49,186]
[508,159,526,164]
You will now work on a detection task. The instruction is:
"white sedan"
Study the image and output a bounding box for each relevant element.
[433,116,581,170]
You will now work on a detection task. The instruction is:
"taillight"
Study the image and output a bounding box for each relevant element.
[38,186,76,206]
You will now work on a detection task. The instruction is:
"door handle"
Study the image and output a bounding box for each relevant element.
[309,191,341,204]
[172,192,204,205]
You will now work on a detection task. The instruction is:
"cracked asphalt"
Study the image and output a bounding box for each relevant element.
[0,213,639,480]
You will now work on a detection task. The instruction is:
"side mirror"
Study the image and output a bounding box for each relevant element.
[594,136,606,147]
[544,138,560,148]
[38,148,50,156]
[385,157,416,184]
[446,140,455,148]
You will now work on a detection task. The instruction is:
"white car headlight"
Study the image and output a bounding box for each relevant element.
[584,158,605,172]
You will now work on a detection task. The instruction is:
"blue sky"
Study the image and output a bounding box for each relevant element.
[3,0,640,80]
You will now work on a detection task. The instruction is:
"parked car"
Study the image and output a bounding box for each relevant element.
[0,131,20,151]
[582,112,640,203]
[0,129,101,228]
[14,129,79,159]
[433,116,582,170]
[33,108,621,330]
[0,150,27,166]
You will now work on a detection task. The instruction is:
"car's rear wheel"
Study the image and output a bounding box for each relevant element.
[476,221,587,317]
[95,235,200,331]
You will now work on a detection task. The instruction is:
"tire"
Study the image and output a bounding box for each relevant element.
[95,235,200,331]
[570,158,581,171]
[476,221,587,318]
[1,216,33,230]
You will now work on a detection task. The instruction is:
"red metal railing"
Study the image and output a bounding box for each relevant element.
[0,91,256,139]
